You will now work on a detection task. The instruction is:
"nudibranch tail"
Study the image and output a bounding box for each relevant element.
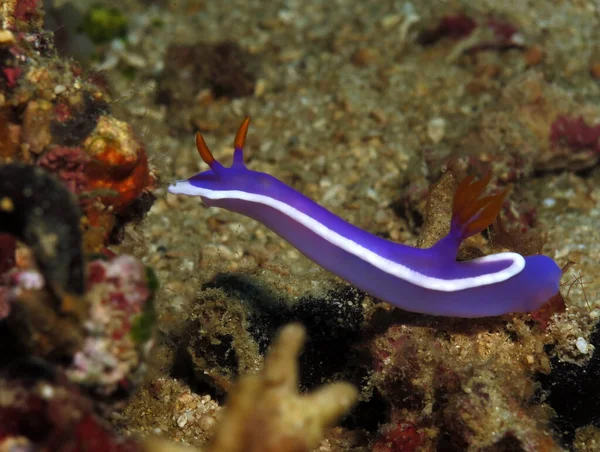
[451,174,508,241]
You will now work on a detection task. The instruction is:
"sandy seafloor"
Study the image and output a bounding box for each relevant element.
[56,0,600,450]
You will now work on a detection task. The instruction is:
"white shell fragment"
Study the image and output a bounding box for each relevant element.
[576,337,589,354]
[427,117,446,144]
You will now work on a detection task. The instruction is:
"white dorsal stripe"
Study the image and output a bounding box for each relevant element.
[168,181,526,292]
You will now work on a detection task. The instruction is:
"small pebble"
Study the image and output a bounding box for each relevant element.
[0,197,14,212]
[576,337,589,354]
[351,48,378,67]
[39,383,54,399]
[0,30,16,45]
[177,413,188,428]
[427,117,446,144]
[198,414,217,430]
[380,14,402,30]
[254,78,267,97]
[369,109,387,124]
[524,45,543,66]
[526,355,535,364]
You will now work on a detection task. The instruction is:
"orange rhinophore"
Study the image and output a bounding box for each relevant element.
[234,116,251,150]
[195,132,216,166]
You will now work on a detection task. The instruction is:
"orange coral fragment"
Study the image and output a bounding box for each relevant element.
[83,116,151,214]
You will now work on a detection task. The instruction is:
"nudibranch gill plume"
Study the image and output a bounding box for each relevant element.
[168,117,562,318]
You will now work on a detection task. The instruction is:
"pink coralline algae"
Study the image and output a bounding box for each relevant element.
[2,67,22,88]
[37,146,90,194]
[14,0,40,22]
[486,17,519,42]
[68,255,156,396]
[372,422,425,452]
[536,114,600,171]
[0,255,45,321]
[418,14,476,45]
[419,13,522,51]
[550,115,600,154]
[435,14,477,40]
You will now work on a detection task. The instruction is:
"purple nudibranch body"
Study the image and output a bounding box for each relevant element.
[168,117,562,318]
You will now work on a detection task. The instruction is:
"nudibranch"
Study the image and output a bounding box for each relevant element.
[168,117,562,317]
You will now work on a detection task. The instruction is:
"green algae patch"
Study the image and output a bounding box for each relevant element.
[130,266,158,345]
[81,5,128,44]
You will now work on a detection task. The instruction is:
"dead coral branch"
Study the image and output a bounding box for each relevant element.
[207,323,358,452]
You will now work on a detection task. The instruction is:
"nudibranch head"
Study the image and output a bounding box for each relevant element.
[168,116,278,200]
[193,116,250,175]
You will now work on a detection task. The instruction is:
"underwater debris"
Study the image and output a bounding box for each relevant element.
[0,164,85,299]
[207,323,358,452]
